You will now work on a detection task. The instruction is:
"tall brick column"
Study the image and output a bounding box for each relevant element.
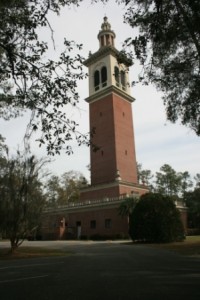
[80,17,148,201]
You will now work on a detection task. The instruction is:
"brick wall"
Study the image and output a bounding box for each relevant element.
[68,207,129,238]
[89,93,138,185]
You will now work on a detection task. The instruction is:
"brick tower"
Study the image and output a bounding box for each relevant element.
[80,17,148,201]
[40,18,187,238]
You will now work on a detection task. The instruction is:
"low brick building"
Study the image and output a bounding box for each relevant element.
[42,196,130,240]
[40,196,187,240]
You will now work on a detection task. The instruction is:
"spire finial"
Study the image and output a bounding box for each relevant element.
[101,16,111,31]
[98,16,116,48]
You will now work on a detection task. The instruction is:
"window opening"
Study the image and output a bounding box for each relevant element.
[106,34,109,45]
[94,70,100,91]
[114,66,120,87]
[111,36,114,46]
[101,66,107,87]
[121,70,126,90]
[105,219,112,229]
[90,220,96,229]
[101,36,104,46]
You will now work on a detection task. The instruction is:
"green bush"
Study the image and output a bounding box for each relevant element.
[89,234,130,241]
[129,193,185,243]
[80,235,88,240]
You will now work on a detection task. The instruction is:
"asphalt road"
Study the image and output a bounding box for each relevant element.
[0,240,200,300]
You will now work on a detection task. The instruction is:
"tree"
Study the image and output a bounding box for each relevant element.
[120,0,200,135]
[0,134,8,157]
[129,193,185,243]
[180,171,193,195]
[61,170,88,203]
[184,188,200,229]
[118,196,139,217]
[45,175,62,207]
[154,164,194,197]
[0,0,89,154]
[0,149,48,252]
[154,164,182,196]
[194,173,200,188]
[45,170,87,207]
[137,163,154,190]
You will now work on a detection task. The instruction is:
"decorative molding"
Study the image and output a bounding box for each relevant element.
[43,195,133,215]
[84,46,132,67]
[80,180,149,193]
[85,85,135,104]
[43,195,186,215]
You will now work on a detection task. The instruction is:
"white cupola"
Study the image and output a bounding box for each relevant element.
[97,16,116,48]
[83,17,133,100]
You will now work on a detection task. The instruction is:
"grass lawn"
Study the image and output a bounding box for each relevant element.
[0,236,200,260]
[150,236,200,256]
[0,245,71,260]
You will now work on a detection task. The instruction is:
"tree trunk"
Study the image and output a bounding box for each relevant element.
[10,238,18,253]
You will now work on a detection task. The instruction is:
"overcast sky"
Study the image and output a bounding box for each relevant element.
[0,0,199,181]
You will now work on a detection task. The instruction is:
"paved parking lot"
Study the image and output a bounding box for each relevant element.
[0,240,200,300]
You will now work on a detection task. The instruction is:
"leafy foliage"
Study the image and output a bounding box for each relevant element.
[129,193,185,243]
[194,173,200,188]
[184,188,200,229]
[121,0,200,135]
[137,162,154,190]
[0,147,49,252]
[155,164,183,196]
[137,163,200,230]
[138,163,194,197]
[0,0,89,155]
[45,170,88,207]
[118,196,139,217]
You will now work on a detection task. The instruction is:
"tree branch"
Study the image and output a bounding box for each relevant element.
[173,0,200,66]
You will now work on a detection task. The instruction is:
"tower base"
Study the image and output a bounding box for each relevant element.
[80,180,149,202]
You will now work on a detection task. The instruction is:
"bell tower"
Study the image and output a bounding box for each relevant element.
[81,17,148,201]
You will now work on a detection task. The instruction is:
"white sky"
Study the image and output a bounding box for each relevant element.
[0,0,199,181]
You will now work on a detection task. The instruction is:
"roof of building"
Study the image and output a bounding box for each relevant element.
[83,17,133,67]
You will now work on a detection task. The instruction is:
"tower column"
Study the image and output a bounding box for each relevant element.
[80,17,148,202]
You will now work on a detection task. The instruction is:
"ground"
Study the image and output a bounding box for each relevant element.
[0,239,200,300]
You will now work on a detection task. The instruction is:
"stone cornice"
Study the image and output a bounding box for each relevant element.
[85,85,135,104]
[83,46,132,67]
[43,195,129,215]
[80,181,119,193]
[43,194,187,215]
[80,180,149,193]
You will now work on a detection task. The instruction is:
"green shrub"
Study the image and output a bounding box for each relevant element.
[129,193,185,243]
[80,235,88,240]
